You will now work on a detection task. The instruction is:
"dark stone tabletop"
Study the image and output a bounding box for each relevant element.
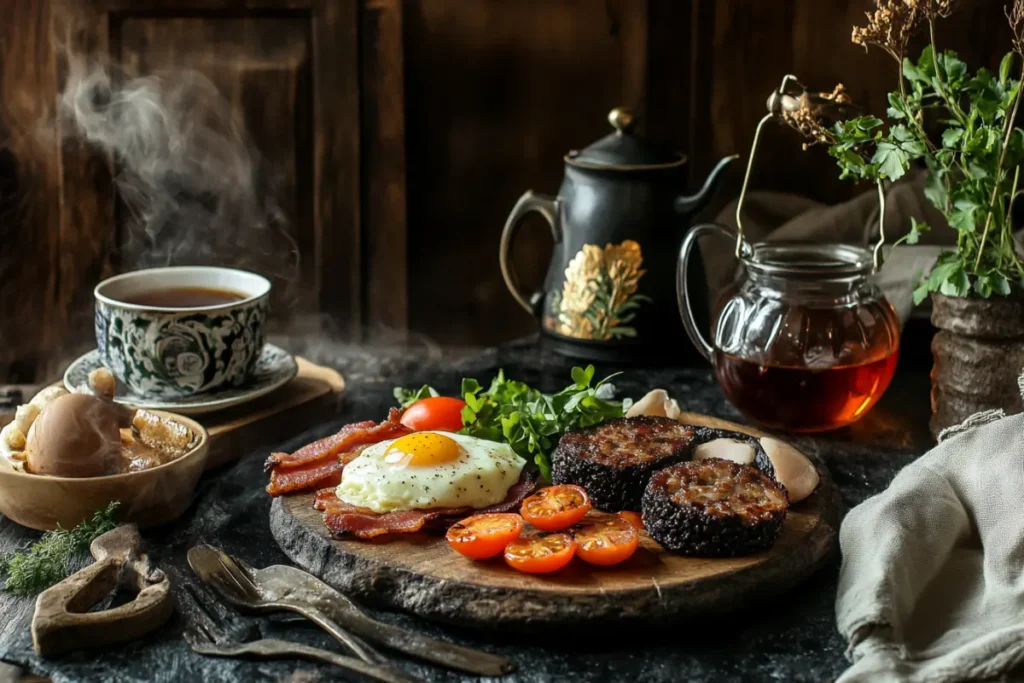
[0,336,933,683]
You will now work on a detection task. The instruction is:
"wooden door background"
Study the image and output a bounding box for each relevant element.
[0,0,1013,382]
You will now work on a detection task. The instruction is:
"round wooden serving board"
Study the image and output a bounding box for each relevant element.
[270,414,840,630]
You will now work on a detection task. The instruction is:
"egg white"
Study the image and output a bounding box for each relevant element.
[335,431,526,513]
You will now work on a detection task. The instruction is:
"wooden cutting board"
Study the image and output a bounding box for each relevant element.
[270,415,840,630]
[203,357,345,469]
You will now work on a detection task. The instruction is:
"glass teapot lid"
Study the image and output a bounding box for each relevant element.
[565,107,685,171]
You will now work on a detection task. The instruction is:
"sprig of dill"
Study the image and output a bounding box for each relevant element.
[0,502,121,596]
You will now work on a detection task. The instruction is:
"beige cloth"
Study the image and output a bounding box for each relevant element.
[836,407,1024,682]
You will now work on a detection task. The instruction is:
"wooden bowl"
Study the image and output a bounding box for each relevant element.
[0,412,209,531]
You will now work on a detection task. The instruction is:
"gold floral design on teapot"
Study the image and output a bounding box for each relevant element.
[546,239,651,341]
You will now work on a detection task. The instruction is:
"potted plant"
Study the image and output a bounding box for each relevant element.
[784,0,1024,435]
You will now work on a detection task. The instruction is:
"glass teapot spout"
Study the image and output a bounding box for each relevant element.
[674,155,739,217]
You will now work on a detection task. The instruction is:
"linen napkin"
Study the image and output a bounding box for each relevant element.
[836,405,1024,682]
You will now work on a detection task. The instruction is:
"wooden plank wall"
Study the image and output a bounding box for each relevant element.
[0,0,1016,381]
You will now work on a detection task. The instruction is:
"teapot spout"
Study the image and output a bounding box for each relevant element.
[675,154,740,218]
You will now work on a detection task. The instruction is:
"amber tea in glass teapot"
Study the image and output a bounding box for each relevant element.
[676,76,901,432]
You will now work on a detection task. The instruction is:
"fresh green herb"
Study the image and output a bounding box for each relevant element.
[788,1,1024,301]
[458,365,629,481]
[0,502,120,596]
[393,385,440,409]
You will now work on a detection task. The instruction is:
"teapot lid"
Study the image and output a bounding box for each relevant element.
[565,107,686,170]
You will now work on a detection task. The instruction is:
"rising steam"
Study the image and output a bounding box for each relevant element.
[57,59,298,277]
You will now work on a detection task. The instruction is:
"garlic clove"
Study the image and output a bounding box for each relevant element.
[664,398,682,420]
[759,436,819,503]
[626,389,671,418]
[693,438,757,466]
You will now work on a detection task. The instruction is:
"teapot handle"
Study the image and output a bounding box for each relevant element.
[677,222,736,363]
[500,191,561,317]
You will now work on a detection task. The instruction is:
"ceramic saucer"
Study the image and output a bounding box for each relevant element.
[64,344,298,416]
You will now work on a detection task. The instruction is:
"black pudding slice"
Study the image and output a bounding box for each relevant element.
[642,459,788,557]
[551,416,695,512]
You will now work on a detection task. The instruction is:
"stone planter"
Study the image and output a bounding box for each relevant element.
[930,293,1024,437]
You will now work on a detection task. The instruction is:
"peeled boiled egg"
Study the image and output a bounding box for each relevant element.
[25,393,122,478]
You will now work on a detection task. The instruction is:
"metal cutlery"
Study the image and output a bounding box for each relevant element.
[179,579,424,683]
[187,544,516,677]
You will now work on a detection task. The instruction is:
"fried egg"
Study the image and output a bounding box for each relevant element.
[336,431,526,513]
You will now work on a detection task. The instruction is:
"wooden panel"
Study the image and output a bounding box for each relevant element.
[0,1,63,381]
[4,0,1021,384]
[116,12,314,313]
[403,0,651,347]
[689,0,1015,223]
[361,0,408,333]
[55,2,116,354]
[312,0,362,338]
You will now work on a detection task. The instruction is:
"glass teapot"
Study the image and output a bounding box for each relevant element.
[675,76,901,433]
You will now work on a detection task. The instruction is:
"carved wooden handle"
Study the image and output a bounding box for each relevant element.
[31,525,174,656]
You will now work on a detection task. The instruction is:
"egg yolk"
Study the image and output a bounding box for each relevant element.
[384,432,463,468]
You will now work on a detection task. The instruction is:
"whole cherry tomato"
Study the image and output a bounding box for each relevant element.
[399,397,466,432]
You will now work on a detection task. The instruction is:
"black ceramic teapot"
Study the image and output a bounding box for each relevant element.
[500,107,736,363]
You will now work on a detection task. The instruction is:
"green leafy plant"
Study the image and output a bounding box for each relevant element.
[395,366,629,481]
[393,384,439,408]
[789,0,1024,303]
[0,502,120,596]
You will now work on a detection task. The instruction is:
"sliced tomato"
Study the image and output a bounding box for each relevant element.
[504,532,577,574]
[399,397,467,432]
[573,516,639,566]
[616,510,644,531]
[446,513,524,560]
[520,485,591,531]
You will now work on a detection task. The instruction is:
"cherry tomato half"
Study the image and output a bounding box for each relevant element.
[399,397,467,432]
[520,485,591,531]
[616,510,644,531]
[504,533,577,574]
[446,513,525,560]
[573,516,639,567]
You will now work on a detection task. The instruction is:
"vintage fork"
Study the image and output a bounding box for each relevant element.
[187,544,516,676]
[179,579,425,683]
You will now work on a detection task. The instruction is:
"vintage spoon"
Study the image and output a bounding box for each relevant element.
[187,545,516,677]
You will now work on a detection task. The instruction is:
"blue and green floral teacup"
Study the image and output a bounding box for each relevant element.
[94,267,271,398]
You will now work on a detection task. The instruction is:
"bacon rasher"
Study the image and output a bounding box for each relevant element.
[313,472,536,540]
[265,409,410,496]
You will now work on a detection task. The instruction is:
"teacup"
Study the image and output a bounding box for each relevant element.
[94,266,271,398]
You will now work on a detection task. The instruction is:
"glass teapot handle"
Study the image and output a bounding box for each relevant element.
[677,222,738,363]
